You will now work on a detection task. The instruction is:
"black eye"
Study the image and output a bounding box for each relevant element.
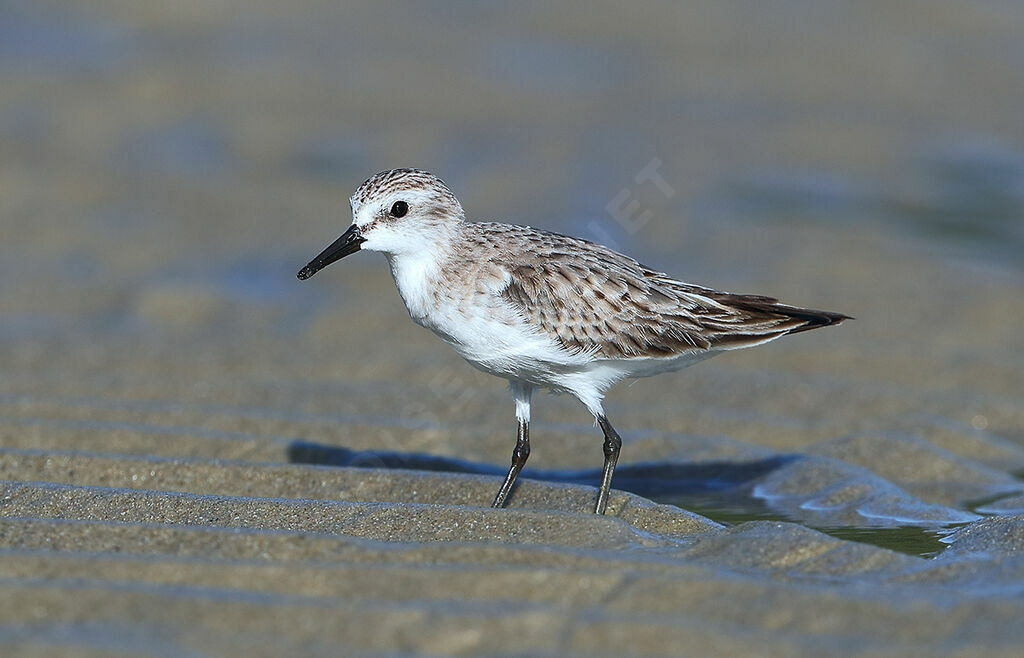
[390,201,408,218]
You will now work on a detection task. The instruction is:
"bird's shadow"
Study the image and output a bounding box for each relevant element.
[286,439,795,506]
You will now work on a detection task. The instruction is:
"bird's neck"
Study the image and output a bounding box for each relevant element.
[384,235,457,324]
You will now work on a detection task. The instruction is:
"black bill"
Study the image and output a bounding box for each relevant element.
[297,224,365,280]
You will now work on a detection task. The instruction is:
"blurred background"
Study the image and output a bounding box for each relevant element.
[2,0,1023,488]
[5,2,1024,654]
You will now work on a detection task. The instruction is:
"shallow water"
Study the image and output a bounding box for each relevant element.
[667,492,957,558]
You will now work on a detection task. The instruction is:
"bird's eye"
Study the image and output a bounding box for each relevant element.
[390,201,408,218]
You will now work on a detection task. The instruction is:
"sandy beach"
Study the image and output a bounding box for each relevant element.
[2,1,1024,655]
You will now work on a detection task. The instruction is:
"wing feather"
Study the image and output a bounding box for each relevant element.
[483,224,849,359]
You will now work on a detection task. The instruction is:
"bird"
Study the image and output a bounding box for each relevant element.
[297,168,850,514]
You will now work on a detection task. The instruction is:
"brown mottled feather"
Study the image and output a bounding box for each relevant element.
[457,223,849,360]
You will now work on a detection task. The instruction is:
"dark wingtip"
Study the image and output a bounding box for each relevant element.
[718,293,852,330]
[787,309,853,334]
[817,311,853,325]
[297,266,316,281]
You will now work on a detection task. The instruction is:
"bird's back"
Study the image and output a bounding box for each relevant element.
[457,222,849,363]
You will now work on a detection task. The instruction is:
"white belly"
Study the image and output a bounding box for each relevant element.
[385,250,716,399]
[387,251,586,382]
[418,299,584,382]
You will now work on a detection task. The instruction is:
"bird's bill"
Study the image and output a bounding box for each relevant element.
[297,224,366,280]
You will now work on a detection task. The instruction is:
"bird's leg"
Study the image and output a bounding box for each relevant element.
[595,415,622,514]
[491,418,529,508]
[492,382,533,509]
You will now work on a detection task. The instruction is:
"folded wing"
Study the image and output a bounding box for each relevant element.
[497,229,849,360]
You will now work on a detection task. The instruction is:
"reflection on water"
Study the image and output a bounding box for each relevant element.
[660,490,955,558]
[820,525,953,559]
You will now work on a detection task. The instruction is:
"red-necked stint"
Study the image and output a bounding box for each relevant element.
[298,168,850,514]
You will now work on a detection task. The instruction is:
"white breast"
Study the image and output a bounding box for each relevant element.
[385,250,439,324]
[385,252,588,382]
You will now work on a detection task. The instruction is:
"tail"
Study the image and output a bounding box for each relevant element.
[692,289,852,351]
[782,307,852,334]
[724,294,852,335]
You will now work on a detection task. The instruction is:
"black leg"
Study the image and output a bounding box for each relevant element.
[594,415,622,514]
[492,419,530,508]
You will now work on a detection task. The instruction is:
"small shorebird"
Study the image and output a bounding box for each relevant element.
[298,169,850,514]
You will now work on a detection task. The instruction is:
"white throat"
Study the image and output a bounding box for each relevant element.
[384,244,450,324]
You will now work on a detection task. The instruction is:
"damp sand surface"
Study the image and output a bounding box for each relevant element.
[3,1,1024,656]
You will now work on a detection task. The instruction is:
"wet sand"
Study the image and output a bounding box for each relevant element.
[3,1,1024,655]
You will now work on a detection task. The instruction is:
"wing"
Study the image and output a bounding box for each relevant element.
[494,227,848,360]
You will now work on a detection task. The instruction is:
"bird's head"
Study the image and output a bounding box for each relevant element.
[297,168,464,280]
